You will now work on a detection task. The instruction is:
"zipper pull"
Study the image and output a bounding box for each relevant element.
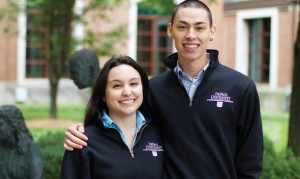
[189,100,192,107]
[130,150,135,159]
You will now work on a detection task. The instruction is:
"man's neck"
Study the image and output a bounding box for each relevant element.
[178,54,209,79]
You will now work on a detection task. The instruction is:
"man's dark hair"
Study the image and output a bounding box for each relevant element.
[170,0,213,27]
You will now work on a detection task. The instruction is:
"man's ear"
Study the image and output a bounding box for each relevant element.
[210,25,216,41]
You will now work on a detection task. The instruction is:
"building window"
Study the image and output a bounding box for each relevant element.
[137,15,172,76]
[26,8,68,78]
[25,8,49,78]
[248,18,271,83]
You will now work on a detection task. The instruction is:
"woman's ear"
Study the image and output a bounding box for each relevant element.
[167,23,173,39]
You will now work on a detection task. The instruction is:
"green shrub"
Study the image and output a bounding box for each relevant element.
[262,137,300,179]
[37,131,65,179]
[34,130,300,179]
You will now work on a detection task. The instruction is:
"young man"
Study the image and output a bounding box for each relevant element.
[64,0,263,178]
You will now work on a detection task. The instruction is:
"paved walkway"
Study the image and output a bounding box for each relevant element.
[25,119,76,128]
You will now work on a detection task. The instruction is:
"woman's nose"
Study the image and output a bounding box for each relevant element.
[122,85,132,96]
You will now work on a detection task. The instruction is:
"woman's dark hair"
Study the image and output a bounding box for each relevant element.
[84,55,149,126]
[170,0,213,28]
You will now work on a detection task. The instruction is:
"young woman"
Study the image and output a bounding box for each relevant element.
[60,56,164,179]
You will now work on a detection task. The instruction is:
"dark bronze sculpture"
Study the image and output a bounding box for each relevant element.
[69,48,100,89]
[0,105,43,179]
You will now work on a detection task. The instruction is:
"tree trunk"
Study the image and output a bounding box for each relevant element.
[50,77,59,119]
[288,8,300,156]
[47,0,74,119]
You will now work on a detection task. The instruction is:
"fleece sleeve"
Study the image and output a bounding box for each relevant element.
[60,149,91,179]
[235,81,264,179]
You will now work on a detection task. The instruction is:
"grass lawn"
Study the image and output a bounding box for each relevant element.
[17,104,86,141]
[18,105,289,152]
[17,104,86,121]
[261,109,289,152]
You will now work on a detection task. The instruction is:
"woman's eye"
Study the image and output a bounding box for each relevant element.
[113,84,122,88]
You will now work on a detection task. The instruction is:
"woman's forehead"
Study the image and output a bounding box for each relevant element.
[108,65,140,81]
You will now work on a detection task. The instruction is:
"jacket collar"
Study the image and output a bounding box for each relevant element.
[163,49,220,70]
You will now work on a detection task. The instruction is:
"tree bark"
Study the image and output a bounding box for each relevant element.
[50,77,58,119]
[288,4,300,156]
[47,0,74,119]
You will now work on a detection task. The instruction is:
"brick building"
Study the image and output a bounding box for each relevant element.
[0,0,298,110]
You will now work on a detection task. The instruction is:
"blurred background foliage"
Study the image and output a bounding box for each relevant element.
[18,104,300,178]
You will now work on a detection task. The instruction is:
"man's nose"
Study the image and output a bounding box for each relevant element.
[186,28,196,39]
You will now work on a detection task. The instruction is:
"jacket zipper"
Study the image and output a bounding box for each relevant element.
[114,124,148,159]
[175,69,208,108]
[129,124,148,159]
[176,74,193,107]
[189,100,193,107]
[129,149,135,158]
[190,70,208,107]
[111,128,136,159]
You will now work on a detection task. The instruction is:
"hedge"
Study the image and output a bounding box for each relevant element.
[36,132,300,178]
[262,137,300,179]
[37,131,65,179]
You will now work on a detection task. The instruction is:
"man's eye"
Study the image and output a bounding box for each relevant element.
[131,83,138,86]
[196,27,205,31]
[178,26,188,30]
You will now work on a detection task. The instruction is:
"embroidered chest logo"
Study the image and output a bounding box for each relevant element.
[143,142,164,157]
[207,92,233,107]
